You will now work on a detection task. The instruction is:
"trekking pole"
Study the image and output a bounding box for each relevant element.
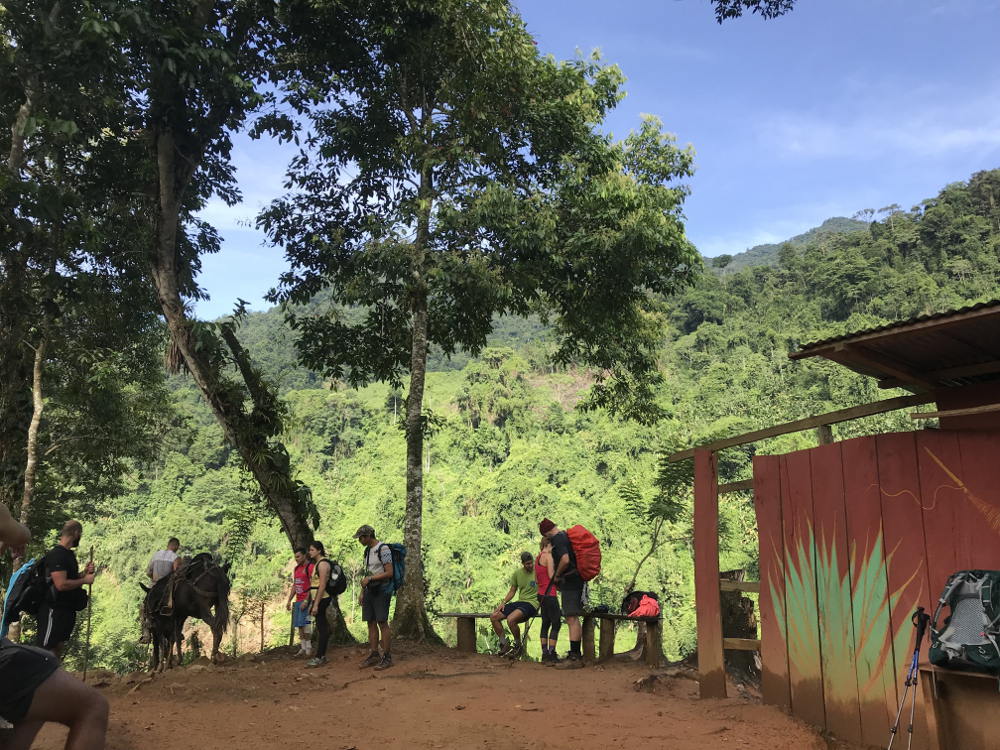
[83,545,94,684]
[887,607,931,750]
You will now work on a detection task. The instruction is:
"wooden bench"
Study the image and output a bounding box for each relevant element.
[439,611,664,666]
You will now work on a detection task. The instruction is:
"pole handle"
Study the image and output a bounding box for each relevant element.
[912,606,931,651]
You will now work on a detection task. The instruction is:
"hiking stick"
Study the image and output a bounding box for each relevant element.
[887,607,930,750]
[83,545,94,684]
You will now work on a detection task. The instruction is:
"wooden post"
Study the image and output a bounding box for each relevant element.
[456,617,476,653]
[694,449,726,698]
[645,620,664,668]
[260,601,265,653]
[598,618,616,662]
[817,424,834,444]
[582,616,596,662]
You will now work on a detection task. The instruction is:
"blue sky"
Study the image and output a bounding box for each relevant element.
[195,0,1000,318]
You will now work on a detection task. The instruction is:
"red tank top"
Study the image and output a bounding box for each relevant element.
[535,554,557,597]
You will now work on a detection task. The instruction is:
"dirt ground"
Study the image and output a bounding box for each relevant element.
[36,644,836,750]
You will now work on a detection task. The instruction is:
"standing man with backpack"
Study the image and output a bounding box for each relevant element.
[1,502,109,749]
[540,518,600,669]
[355,525,394,671]
[38,520,95,658]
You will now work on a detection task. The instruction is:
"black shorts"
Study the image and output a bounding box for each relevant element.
[560,583,586,616]
[362,585,392,623]
[501,601,537,619]
[0,640,59,722]
[36,606,76,649]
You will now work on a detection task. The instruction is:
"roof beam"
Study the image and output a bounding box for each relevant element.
[833,343,935,390]
[910,402,1000,420]
[879,358,1000,389]
[790,302,1000,360]
[667,392,934,462]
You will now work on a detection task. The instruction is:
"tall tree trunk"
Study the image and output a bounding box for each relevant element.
[149,129,315,552]
[20,338,45,526]
[392,161,441,643]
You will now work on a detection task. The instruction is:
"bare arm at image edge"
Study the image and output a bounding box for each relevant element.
[0,500,30,552]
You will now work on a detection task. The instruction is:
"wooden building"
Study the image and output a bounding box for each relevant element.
[673,300,1000,749]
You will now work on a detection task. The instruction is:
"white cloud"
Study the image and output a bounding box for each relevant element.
[756,89,1000,161]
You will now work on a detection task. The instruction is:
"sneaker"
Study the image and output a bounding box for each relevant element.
[374,654,393,671]
[508,642,523,659]
[360,651,381,668]
[305,656,328,668]
[497,642,513,657]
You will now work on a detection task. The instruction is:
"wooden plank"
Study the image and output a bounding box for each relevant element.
[645,620,664,667]
[910,402,1000,420]
[720,580,760,593]
[694,449,726,699]
[439,612,495,618]
[723,637,761,651]
[753,453,791,710]
[598,618,616,662]
[718,478,754,493]
[875,432,932,750]
[915,431,965,597]
[833,343,936,390]
[810,442,863,745]
[955,431,1000,571]
[781,450,826,730]
[840,436,898,747]
[582,616,596,662]
[456,617,477,653]
[668,394,934,462]
[919,668,944,750]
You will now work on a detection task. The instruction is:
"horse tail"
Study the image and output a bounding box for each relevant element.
[214,569,231,636]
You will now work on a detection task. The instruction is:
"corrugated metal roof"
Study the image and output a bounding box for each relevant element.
[793,299,1000,354]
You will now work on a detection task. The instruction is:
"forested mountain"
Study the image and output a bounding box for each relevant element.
[58,168,1000,672]
[708,216,867,273]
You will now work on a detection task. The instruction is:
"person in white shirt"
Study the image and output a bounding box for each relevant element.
[147,537,180,582]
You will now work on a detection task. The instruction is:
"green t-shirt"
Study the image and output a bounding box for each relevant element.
[509,566,539,607]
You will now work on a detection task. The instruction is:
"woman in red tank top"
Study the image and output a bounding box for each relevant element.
[535,538,562,663]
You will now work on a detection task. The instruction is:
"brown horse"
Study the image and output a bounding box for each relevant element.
[140,553,231,671]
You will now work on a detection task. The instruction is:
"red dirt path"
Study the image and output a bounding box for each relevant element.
[36,645,833,750]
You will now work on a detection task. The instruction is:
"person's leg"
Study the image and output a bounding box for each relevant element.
[373,590,393,669]
[489,609,506,639]
[10,669,109,750]
[367,621,379,652]
[505,609,526,644]
[311,599,331,662]
[567,616,581,641]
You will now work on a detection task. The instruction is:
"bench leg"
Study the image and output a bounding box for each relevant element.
[599,618,616,663]
[456,617,477,653]
[582,616,596,662]
[645,620,663,667]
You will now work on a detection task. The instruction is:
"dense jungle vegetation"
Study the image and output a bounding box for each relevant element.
[63,168,1000,671]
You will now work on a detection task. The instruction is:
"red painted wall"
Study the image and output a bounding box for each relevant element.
[754,429,1000,748]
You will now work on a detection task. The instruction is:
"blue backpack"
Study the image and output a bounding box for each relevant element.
[367,543,406,595]
[1,558,46,638]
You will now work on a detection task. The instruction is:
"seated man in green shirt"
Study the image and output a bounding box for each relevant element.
[490,551,539,657]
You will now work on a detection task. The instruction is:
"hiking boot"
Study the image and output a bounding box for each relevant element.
[497,642,513,657]
[557,653,583,669]
[359,651,381,668]
[305,656,328,668]
[374,654,394,671]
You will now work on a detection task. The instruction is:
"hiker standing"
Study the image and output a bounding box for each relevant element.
[0,503,109,749]
[37,520,95,658]
[535,537,561,663]
[146,537,179,583]
[540,518,584,667]
[356,525,394,670]
[286,547,314,657]
[490,551,539,657]
[306,541,335,668]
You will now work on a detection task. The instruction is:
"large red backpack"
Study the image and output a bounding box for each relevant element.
[566,525,601,581]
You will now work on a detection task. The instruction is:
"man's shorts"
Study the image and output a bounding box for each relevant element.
[36,606,76,650]
[362,585,392,623]
[0,640,59,722]
[501,601,537,619]
[560,582,587,617]
[292,600,312,628]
